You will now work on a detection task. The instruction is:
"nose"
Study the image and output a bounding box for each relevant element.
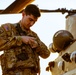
[30,21,35,26]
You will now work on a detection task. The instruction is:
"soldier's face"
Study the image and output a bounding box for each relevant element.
[21,11,38,30]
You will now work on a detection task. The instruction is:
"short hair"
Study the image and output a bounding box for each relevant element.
[24,4,41,18]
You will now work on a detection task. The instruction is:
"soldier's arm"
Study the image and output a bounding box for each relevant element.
[36,41,50,58]
[0,24,22,50]
[0,36,22,50]
[33,33,50,58]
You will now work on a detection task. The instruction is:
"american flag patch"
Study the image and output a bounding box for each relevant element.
[3,24,9,31]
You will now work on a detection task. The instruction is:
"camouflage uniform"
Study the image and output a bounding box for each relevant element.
[0,22,50,75]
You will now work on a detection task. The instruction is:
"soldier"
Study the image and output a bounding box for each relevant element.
[0,4,50,75]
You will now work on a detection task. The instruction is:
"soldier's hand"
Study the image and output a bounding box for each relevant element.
[29,39,38,48]
[21,36,38,48]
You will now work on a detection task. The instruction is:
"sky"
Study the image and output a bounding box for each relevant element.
[0,0,76,75]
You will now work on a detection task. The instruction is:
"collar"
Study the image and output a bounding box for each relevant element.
[18,21,31,33]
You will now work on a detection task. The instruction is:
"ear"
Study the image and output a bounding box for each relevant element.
[22,11,26,17]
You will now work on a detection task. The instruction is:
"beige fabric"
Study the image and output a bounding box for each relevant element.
[66,14,76,39]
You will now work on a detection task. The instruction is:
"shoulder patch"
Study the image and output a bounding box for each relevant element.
[3,25,9,31]
[2,23,11,31]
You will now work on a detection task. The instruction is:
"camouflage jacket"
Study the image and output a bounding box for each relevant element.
[0,22,50,73]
